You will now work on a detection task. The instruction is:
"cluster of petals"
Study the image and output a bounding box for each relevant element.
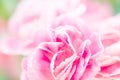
[21,16,103,80]
[1,0,120,80]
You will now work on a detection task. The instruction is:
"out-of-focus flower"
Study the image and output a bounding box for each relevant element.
[0,0,112,55]
[8,0,112,32]
[0,8,20,79]
[21,16,103,80]
[0,18,51,55]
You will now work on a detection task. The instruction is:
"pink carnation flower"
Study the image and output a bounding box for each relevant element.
[21,16,103,80]
[0,0,112,55]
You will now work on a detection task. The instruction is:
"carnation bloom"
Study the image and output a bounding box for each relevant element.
[21,16,103,80]
[0,0,112,55]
